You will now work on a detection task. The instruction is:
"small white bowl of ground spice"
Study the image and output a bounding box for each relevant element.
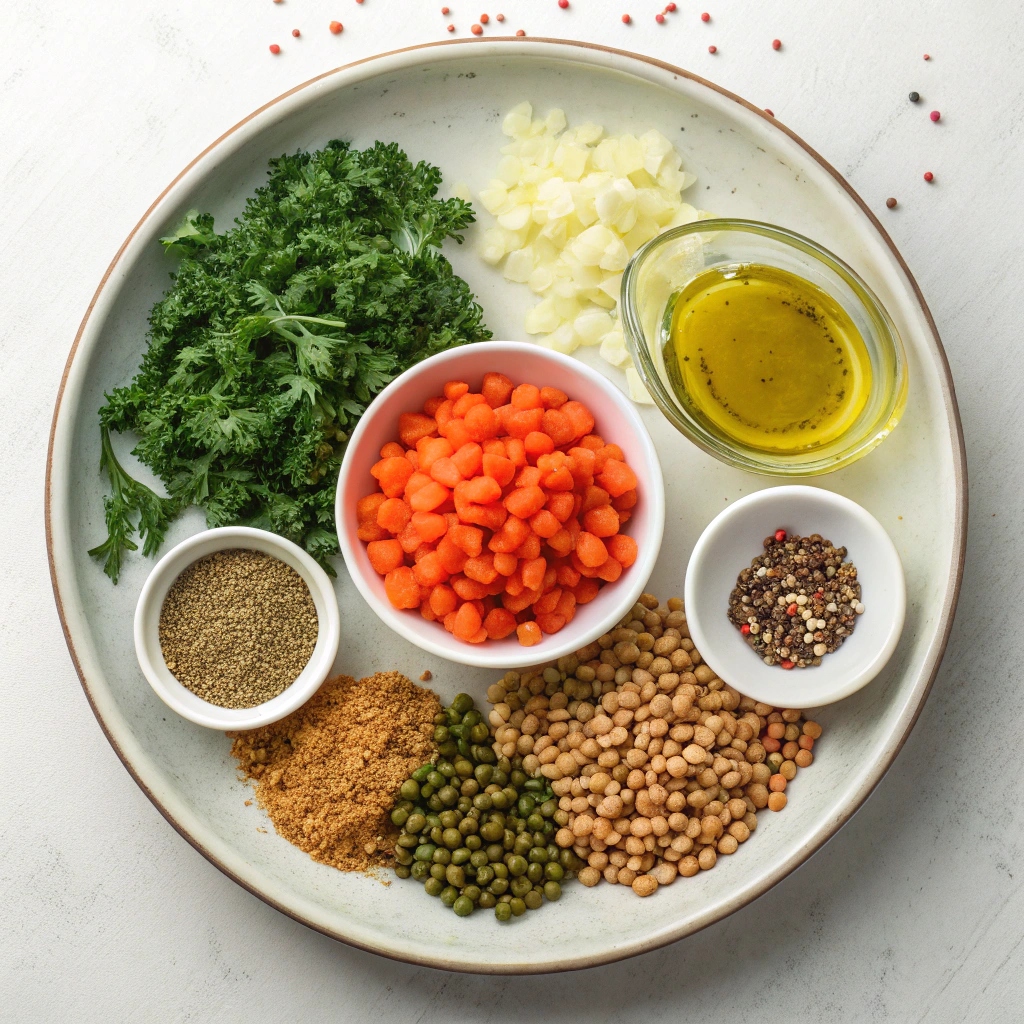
[684,485,905,708]
[134,526,341,729]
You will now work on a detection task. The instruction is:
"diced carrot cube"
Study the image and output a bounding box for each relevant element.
[481,372,514,408]
[561,400,595,440]
[503,588,539,613]
[420,602,437,622]
[482,453,515,487]
[524,431,555,459]
[520,556,547,591]
[555,590,577,621]
[583,505,620,538]
[403,471,431,498]
[506,407,545,439]
[517,621,543,646]
[514,533,542,560]
[546,529,574,557]
[379,441,406,459]
[576,531,609,568]
[511,383,543,410]
[357,492,387,523]
[504,485,547,519]
[483,607,517,640]
[546,492,575,523]
[535,451,568,474]
[366,539,404,575]
[555,563,581,588]
[453,601,482,641]
[540,386,568,409]
[504,568,525,597]
[435,399,455,431]
[453,392,488,418]
[464,402,499,441]
[493,552,518,576]
[440,418,472,451]
[596,557,623,582]
[448,523,484,556]
[464,553,498,584]
[409,481,450,512]
[533,588,562,616]
[452,575,489,601]
[607,534,638,568]
[612,488,638,511]
[489,515,531,553]
[542,467,575,491]
[514,465,543,488]
[413,551,448,587]
[597,458,638,498]
[423,395,445,417]
[404,450,420,471]
[572,551,601,578]
[384,566,421,609]
[535,613,566,635]
[481,437,507,457]
[443,610,458,633]
[437,533,468,573]
[594,443,626,472]
[397,521,422,554]
[429,457,463,488]
[372,457,415,498]
[541,408,575,446]
[580,484,611,514]
[444,380,470,401]
[398,412,437,448]
[376,497,412,534]
[567,446,596,483]
[455,475,502,506]
[461,501,508,531]
[411,511,448,544]
[617,509,632,526]
[451,442,483,479]
[417,437,454,473]
[504,436,527,467]
[574,578,601,604]
[529,509,561,539]
[429,584,458,617]
[579,434,605,451]
[357,521,389,542]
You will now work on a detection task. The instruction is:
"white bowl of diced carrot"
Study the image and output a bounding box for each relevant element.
[335,341,665,668]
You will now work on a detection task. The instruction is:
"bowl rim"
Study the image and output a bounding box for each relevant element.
[683,485,907,708]
[621,217,910,476]
[134,525,342,729]
[334,340,666,669]
[42,37,968,975]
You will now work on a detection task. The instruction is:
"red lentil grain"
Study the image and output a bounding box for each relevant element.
[269,43,281,53]
[708,44,717,53]
[516,28,525,35]
[471,22,483,33]
[292,28,300,36]
[447,23,455,31]
[780,659,794,669]
[764,108,774,116]
[622,13,631,23]
[329,20,343,33]
[496,12,505,20]
[480,13,489,23]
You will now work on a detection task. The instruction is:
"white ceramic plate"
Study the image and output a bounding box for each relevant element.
[46,38,966,974]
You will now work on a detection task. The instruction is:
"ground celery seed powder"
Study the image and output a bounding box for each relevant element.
[229,672,440,872]
[159,548,318,709]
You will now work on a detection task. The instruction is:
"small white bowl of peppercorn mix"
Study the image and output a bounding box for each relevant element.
[684,485,905,708]
[134,526,341,729]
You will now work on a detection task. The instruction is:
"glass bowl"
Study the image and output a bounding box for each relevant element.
[621,219,909,476]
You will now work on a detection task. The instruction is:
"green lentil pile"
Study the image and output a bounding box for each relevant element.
[391,693,585,919]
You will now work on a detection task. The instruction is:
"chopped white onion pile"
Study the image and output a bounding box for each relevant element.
[477,102,704,402]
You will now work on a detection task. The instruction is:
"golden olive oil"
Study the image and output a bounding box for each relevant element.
[663,263,872,453]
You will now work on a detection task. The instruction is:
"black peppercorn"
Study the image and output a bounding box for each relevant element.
[909,91,920,102]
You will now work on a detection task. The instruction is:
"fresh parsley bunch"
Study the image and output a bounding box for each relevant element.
[92,140,490,582]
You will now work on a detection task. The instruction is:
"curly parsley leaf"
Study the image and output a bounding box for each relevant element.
[94,140,490,582]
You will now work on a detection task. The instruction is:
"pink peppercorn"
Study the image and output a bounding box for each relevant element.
[924,171,934,182]
[775,529,787,542]
[772,38,781,49]
[923,53,930,60]
[558,0,569,7]
[441,5,449,11]
[708,44,717,53]
[701,11,710,21]
[480,13,489,23]
[447,23,455,31]
[666,2,676,9]
[516,28,525,35]
[329,20,343,33]
[496,13,505,20]
[622,13,631,22]
[291,27,300,36]
[269,43,281,53]
[655,13,665,22]
[764,108,774,117]
[471,22,483,33]
[930,110,941,121]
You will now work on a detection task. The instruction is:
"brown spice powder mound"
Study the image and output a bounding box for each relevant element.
[228,672,440,873]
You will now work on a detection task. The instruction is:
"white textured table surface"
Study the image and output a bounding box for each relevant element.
[4,1,1020,1019]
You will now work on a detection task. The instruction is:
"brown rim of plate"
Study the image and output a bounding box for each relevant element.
[44,36,968,974]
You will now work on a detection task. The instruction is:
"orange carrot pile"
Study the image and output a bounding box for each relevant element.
[356,374,640,645]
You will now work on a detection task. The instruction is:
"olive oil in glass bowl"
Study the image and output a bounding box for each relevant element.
[621,220,908,476]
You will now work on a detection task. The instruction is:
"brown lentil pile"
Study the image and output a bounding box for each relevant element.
[727,531,863,669]
[229,672,440,872]
[159,549,318,708]
[486,594,822,897]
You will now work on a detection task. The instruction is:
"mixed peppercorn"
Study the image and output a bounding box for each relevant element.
[728,529,863,669]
